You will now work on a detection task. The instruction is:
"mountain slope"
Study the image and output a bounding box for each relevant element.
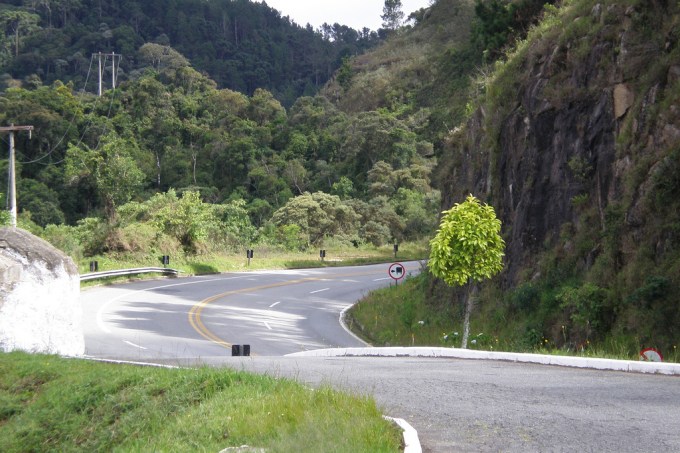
[0,0,379,106]
[437,0,680,350]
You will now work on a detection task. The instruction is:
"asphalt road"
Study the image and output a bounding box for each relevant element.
[82,262,420,359]
[81,263,680,452]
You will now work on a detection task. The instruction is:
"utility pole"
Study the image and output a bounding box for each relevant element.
[94,52,122,96]
[0,124,34,228]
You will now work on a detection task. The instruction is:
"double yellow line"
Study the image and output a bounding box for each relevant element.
[188,277,320,349]
[187,270,382,350]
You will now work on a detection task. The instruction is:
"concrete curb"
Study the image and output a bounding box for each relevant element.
[285,346,680,376]
[384,416,422,453]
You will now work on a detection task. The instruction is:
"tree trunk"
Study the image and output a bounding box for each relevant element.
[460,281,478,349]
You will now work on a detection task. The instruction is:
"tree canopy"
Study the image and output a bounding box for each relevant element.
[429,195,505,286]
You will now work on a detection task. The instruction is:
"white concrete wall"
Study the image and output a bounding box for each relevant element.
[0,236,84,357]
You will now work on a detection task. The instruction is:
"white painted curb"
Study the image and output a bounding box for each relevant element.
[285,346,680,375]
[384,416,422,453]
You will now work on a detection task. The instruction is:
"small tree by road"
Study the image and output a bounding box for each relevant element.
[428,195,505,348]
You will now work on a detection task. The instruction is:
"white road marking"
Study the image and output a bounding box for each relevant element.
[342,279,360,283]
[95,276,246,334]
[264,321,272,330]
[310,288,330,294]
[269,301,281,308]
[373,277,391,281]
[123,340,147,350]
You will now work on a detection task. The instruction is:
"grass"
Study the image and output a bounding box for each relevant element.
[348,274,680,363]
[347,272,456,347]
[0,352,401,453]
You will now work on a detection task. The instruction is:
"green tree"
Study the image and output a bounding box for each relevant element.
[138,43,190,71]
[0,10,40,58]
[271,191,358,247]
[428,195,505,348]
[381,0,404,31]
[65,133,146,221]
[149,190,219,251]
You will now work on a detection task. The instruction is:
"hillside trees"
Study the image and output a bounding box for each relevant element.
[382,0,405,31]
[64,132,146,221]
[272,192,358,247]
[0,50,440,255]
[0,9,40,59]
[2,0,381,106]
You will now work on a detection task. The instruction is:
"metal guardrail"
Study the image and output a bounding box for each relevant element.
[80,267,180,282]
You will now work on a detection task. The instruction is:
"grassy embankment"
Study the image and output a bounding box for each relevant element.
[347,274,680,363]
[0,352,400,452]
[77,242,428,279]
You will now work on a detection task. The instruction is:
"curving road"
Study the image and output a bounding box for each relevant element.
[82,262,419,360]
[81,262,680,452]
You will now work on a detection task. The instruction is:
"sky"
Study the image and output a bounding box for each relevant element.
[256,0,433,31]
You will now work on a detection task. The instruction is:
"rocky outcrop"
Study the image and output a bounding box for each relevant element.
[0,228,84,356]
[440,0,680,288]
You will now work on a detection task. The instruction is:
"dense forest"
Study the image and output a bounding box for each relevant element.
[0,0,381,106]
[0,1,441,258]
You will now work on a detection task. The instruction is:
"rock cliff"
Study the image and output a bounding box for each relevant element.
[437,0,680,346]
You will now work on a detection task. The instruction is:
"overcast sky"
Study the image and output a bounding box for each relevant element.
[256,0,433,31]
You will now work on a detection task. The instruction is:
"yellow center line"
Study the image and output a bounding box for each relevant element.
[187,270,381,349]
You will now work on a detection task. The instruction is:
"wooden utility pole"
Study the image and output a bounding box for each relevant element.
[0,124,33,227]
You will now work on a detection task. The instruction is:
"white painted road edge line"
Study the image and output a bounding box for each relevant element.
[339,305,372,347]
[123,340,147,350]
[286,346,680,375]
[384,416,422,453]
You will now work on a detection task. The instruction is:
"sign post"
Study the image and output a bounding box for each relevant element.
[388,262,406,286]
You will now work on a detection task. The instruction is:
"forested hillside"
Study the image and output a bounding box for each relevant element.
[0,0,379,106]
[0,1,443,259]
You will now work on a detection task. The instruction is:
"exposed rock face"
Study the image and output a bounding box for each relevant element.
[440,0,680,287]
[0,227,84,356]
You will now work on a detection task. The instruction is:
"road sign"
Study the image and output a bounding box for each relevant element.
[640,347,663,362]
[389,262,405,280]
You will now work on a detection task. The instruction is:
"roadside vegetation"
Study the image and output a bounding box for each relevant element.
[348,273,680,363]
[0,352,401,453]
[76,240,428,286]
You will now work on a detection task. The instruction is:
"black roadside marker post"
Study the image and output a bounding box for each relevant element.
[89,261,98,272]
[231,344,250,356]
[161,255,170,267]
[393,243,399,259]
[246,249,254,266]
[320,249,326,261]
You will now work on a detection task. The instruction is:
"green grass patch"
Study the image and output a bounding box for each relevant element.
[349,274,680,362]
[347,272,458,347]
[0,352,400,453]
